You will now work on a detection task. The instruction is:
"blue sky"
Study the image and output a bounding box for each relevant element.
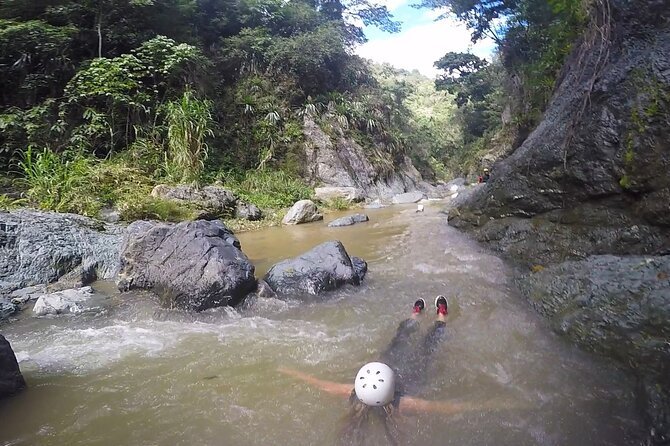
[354,1,496,77]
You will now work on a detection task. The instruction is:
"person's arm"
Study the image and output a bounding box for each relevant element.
[278,367,352,398]
[399,396,516,415]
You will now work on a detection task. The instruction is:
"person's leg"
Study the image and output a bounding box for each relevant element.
[423,296,448,355]
[381,299,424,359]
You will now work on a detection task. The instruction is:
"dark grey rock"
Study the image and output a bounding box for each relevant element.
[264,241,365,298]
[98,207,120,223]
[0,334,25,398]
[328,213,369,227]
[117,220,256,310]
[0,210,122,296]
[236,202,262,221]
[351,256,368,283]
[255,279,277,298]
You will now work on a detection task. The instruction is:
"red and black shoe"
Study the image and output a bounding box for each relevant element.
[413,298,426,314]
[434,295,448,316]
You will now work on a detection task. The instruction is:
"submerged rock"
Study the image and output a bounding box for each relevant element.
[117,220,256,310]
[0,210,122,295]
[282,200,323,225]
[0,335,25,398]
[32,286,94,316]
[327,213,369,227]
[264,241,367,298]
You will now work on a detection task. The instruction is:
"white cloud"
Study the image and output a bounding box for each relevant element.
[355,18,495,77]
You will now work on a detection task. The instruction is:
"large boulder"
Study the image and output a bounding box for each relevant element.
[0,210,122,296]
[151,184,236,219]
[117,220,256,310]
[264,241,367,298]
[151,184,262,221]
[282,200,323,225]
[0,335,26,398]
[235,201,262,221]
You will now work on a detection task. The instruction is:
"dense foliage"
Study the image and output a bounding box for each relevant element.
[1,0,447,219]
[424,0,588,167]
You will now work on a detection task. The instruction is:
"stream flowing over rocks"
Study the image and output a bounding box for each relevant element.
[447,1,670,442]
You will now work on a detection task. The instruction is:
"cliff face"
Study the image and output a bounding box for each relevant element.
[449,1,670,442]
[302,117,439,200]
[451,1,669,247]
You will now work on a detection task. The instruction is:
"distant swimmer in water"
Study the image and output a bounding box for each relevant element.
[279,296,512,445]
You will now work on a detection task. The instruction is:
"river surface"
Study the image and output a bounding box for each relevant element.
[0,203,646,445]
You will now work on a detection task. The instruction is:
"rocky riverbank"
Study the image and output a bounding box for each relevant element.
[447,0,670,442]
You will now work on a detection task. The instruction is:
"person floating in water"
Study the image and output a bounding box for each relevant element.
[279,296,511,445]
[478,168,490,183]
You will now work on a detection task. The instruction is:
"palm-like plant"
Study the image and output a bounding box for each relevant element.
[164,90,213,184]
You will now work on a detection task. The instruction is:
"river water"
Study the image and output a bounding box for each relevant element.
[0,203,646,445]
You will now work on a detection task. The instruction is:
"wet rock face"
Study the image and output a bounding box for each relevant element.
[449,0,670,240]
[118,220,256,310]
[517,255,670,442]
[264,241,367,298]
[0,210,122,295]
[0,335,26,398]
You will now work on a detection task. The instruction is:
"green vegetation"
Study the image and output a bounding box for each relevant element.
[0,0,411,221]
[422,0,589,170]
[1,0,602,224]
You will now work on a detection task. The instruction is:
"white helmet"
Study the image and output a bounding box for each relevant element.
[354,362,395,406]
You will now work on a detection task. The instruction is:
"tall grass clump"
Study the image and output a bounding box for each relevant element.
[222,169,311,209]
[164,90,214,184]
[19,146,99,215]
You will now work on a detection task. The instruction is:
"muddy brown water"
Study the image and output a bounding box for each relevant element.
[0,203,647,445]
